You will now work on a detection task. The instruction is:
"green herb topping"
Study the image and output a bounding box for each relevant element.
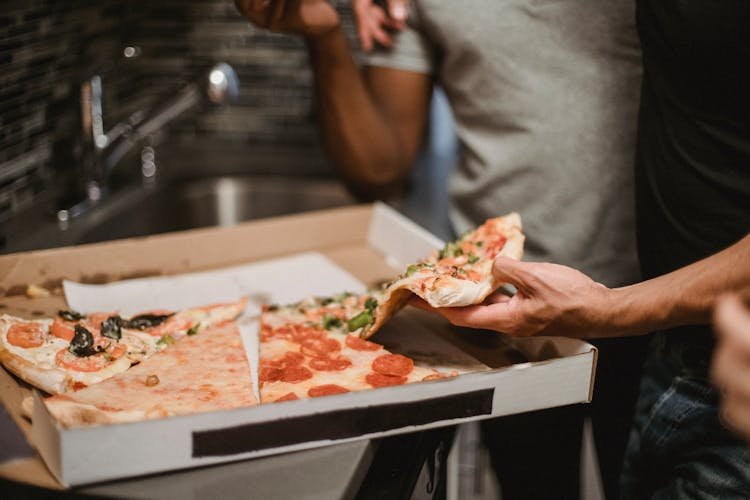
[322,315,343,330]
[186,322,201,336]
[347,311,374,332]
[467,253,480,264]
[156,334,176,346]
[438,241,464,260]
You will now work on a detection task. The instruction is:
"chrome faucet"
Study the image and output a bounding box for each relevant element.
[58,59,240,226]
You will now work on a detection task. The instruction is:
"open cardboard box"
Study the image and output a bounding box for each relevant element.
[0,202,597,487]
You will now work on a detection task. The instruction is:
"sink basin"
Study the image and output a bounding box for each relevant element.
[0,176,356,254]
[76,176,357,245]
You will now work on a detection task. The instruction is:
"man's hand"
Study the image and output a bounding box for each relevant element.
[235,0,340,38]
[409,256,613,338]
[711,294,750,442]
[352,0,409,52]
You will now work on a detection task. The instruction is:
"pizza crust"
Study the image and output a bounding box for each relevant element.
[42,398,149,427]
[0,347,68,395]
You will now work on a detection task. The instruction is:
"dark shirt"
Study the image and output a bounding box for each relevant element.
[635,0,750,353]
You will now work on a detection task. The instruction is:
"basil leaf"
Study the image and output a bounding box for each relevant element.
[186,323,200,336]
[59,310,85,322]
[156,334,176,346]
[124,313,174,330]
[68,325,97,357]
[322,315,342,330]
[101,315,123,340]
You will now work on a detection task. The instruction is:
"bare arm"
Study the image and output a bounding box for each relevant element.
[308,29,432,198]
[412,233,750,339]
[235,0,432,199]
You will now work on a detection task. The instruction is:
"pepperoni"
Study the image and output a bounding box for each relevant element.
[309,355,352,372]
[365,372,407,388]
[291,325,326,343]
[279,365,313,384]
[265,351,305,369]
[308,384,349,397]
[85,312,115,330]
[7,322,46,348]
[260,324,288,342]
[259,365,283,384]
[50,317,76,341]
[485,236,508,259]
[283,351,305,366]
[461,269,482,282]
[55,343,127,372]
[345,335,381,352]
[372,354,413,377]
[300,337,341,358]
[276,392,299,402]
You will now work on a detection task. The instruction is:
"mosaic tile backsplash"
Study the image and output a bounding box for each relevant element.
[0,0,357,224]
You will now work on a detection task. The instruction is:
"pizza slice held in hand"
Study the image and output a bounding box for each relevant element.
[0,298,247,395]
[358,213,524,338]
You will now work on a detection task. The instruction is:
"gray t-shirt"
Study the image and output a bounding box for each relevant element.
[364,0,642,287]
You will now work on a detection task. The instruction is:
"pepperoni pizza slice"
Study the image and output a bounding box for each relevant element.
[258,297,455,403]
[0,298,247,395]
[360,213,524,338]
[42,321,257,427]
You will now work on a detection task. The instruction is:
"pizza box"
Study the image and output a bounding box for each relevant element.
[0,202,597,488]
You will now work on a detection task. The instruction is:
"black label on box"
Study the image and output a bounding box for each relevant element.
[192,389,494,457]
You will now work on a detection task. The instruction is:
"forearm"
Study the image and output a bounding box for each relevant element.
[599,233,750,337]
[307,28,412,198]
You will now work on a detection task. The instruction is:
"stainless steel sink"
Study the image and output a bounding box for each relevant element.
[77,176,357,244]
[2,176,357,253]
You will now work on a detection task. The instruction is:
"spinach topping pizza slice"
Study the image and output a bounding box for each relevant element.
[359,212,524,338]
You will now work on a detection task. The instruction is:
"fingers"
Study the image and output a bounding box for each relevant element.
[408,296,517,333]
[437,303,513,331]
[492,256,538,295]
[715,294,750,346]
[353,0,410,52]
[720,390,750,440]
[386,0,408,28]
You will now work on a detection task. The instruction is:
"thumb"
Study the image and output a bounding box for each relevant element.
[492,256,537,294]
[387,0,409,22]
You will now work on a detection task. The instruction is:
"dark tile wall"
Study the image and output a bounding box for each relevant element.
[0,0,357,224]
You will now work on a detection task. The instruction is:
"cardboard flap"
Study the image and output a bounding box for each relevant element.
[367,202,444,269]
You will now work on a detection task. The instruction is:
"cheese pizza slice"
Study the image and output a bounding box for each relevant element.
[0,298,247,395]
[42,321,257,427]
[258,298,455,403]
